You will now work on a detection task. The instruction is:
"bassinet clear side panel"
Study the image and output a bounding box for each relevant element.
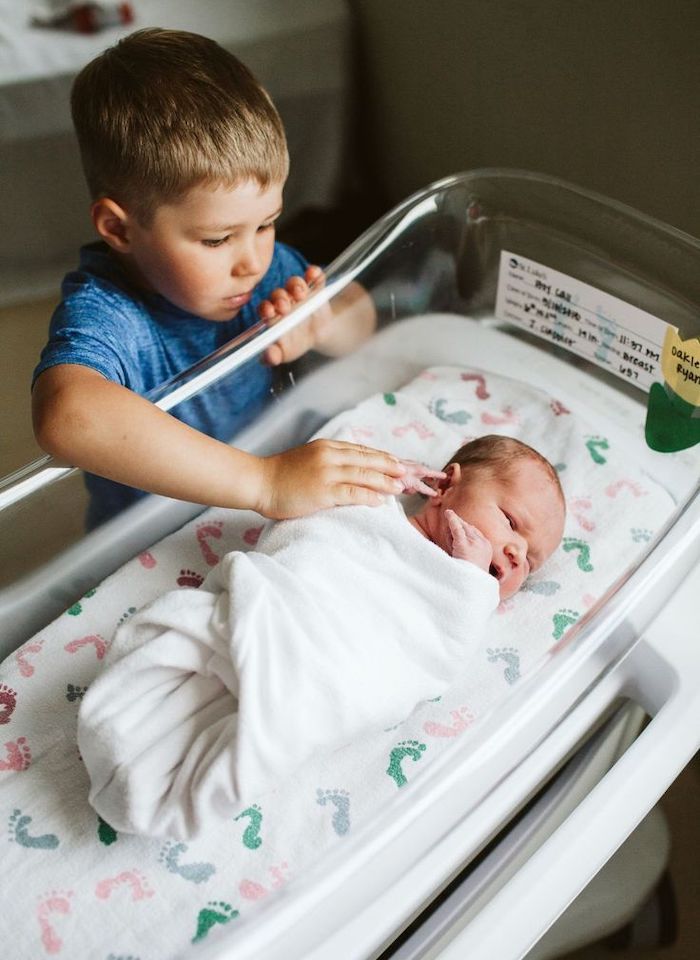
[0,170,698,658]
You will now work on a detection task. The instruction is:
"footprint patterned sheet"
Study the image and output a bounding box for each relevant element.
[0,364,678,959]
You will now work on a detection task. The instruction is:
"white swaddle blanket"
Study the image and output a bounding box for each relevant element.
[77,498,498,839]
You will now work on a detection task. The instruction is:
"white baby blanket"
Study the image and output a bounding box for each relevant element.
[78,499,498,838]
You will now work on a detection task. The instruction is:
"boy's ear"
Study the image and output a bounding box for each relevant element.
[91,197,132,252]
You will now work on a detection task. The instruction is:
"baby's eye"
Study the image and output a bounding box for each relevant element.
[257,221,276,233]
[503,511,515,529]
[202,236,230,248]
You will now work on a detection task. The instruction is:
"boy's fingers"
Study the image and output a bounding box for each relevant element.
[287,277,308,300]
[305,264,325,287]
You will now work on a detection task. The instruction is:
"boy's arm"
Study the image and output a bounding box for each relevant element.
[32,364,405,518]
[259,266,375,366]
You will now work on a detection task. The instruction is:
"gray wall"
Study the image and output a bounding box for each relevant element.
[353,0,700,238]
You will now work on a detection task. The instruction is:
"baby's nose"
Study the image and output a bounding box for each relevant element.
[504,541,525,567]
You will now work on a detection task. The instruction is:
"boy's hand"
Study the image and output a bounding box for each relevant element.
[259,265,332,366]
[256,439,406,519]
[445,509,493,571]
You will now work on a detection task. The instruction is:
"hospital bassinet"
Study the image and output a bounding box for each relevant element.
[0,170,698,959]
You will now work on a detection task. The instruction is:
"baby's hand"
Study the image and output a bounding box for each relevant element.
[258,265,332,365]
[446,509,493,571]
[398,460,447,496]
[257,438,406,519]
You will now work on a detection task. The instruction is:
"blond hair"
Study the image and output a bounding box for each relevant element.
[71,28,289,224]
[446,434,565,506]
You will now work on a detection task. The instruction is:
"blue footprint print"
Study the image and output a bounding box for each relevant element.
[429,398,471,425]
[8,809,59,849]
[487,647,521,685]
[316,788,351,835]
[522,579,561,596]
[159,840,216,884]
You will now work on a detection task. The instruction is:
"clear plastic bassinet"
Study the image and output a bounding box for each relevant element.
[0,170,698,960]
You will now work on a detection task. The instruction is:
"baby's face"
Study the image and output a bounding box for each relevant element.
[427,458,565,599]
[121,179,284,321]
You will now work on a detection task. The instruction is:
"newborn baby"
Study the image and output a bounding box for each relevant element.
[78,435,564,839]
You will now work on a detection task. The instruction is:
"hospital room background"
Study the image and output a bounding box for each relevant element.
[0,2,698,959]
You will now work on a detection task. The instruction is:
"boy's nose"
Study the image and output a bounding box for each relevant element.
[233,242,262,277]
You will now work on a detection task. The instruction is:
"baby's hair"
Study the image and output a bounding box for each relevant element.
[446,434,565,507]
[71,28,289,224]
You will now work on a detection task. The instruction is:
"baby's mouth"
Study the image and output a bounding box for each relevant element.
[489,563,502,581]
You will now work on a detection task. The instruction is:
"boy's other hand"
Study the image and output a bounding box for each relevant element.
[256,439,406,519]
[445,509,493,571]
[259,265,332,365]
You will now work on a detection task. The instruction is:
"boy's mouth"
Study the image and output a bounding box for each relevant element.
[223,291,252,308]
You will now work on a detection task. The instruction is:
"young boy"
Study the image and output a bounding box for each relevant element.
[31,28,405,529]
[78,435,566,838]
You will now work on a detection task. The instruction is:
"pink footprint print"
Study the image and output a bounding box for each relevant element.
[550,399,571,416]
[350,426,375,442]
[95,869,154,902]
[239,863,289,900]
[197,520,224,566]
[243,525,264,547]
[0,684,17,725]
[64,635,110,660]
[605,479,647,499]
[15,640,45,678]
[138,550,157,569]
[568,497,596,532]
[0,736,32,771]
[423,706,474,737]
[37,890,73,954]
[460,372,490,399]
[391,421,435,440]
[481,405,519,427]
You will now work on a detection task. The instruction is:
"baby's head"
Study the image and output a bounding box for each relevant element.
[71,28,289,226]
[416,435,565,599]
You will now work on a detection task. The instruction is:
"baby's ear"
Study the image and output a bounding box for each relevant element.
[91,197,131,252]
[437,462,461,494]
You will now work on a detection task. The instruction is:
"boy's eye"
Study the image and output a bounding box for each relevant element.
[202,236,229,248]
[257,221,276,233]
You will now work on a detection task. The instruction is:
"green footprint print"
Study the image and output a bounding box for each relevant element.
[98,816,118,846]
[552,608,580,640]
[8,809,59,849]
[192,901,239,943]
[562,537,594,572]
[585,435,609,465]
[386,740,427,788]
[235,804,263,850]
[66,587,97,616]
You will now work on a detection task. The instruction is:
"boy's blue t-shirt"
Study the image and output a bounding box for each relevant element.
[33,240,309,528]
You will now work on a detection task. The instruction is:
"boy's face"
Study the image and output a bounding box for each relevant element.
[120,179,284,321]
[419,458,565,599]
